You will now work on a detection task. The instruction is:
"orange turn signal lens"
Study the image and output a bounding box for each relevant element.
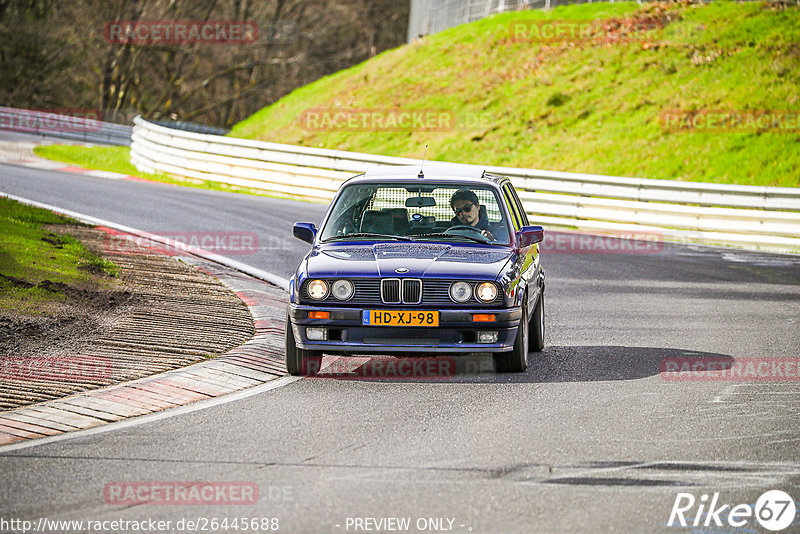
[308,311,330,319]
[471,314,497,322]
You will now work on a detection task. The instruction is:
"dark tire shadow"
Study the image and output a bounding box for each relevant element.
[518,346,734,384]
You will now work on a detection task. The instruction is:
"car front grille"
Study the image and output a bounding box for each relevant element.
[402,279,422,304]
[381,279,401,303]
[302,279,502,306]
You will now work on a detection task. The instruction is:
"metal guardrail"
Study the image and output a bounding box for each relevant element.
[130,116,800,253]
[0,107,133,146]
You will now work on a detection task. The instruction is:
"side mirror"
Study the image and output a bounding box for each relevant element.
[293,222,317,244]
[516,225,544,249]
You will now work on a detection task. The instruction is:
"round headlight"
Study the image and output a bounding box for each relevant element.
[476,282,498,302]
[331,279,354,300]
[307,279,329,300]
[450,281,472,303]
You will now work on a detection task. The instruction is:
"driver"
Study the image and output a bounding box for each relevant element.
[450,189,494,240]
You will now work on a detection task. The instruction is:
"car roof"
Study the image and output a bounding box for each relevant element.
[349,165,507,186]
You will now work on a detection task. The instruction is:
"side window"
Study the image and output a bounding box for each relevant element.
[502,184,522,231]
[508,183,529,226]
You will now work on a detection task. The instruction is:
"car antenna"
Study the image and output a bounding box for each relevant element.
[418,145,428,178]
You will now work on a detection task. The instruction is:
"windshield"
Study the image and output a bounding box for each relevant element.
[319,182,511,245]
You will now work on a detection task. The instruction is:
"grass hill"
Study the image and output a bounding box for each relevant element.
[230,1,800,188]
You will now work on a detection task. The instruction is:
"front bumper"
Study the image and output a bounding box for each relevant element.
[288,304,521,354]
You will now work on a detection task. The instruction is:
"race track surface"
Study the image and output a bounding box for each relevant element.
[1,162,799,533]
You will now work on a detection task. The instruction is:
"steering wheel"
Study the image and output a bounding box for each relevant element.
[444,225,491,242]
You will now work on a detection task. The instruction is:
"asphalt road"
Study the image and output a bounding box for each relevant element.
[1,162,800,533]
[0,162,327,279]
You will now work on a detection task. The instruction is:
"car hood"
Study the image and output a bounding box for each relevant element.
[304,243,513,280]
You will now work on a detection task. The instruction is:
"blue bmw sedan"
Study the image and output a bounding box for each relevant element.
[286,165,545,375]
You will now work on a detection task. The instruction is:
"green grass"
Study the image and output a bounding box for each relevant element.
[0,197,117,314]
[231,1,800,188]
[34,145,143,177]
[33,145,297,198]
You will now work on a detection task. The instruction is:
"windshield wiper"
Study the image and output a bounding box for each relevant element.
[412,232,488,244]
[323,233,413,242]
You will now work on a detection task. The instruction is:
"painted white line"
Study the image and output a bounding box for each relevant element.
[710,384,739,403]
[0,376,302,454]
[0,155,130,178]
[0,191,290,291]
[1,159,59,169]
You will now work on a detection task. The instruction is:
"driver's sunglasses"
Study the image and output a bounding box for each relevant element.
[453,203,474,215]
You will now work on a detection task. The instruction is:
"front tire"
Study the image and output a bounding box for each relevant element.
[285,312,323,376]
[529,291,544,352]
[494,298,528,373]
